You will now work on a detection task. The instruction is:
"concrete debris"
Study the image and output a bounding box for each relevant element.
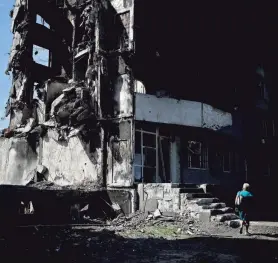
[29,181,104,192]
[51,84,96,128]
[67,124,85,138]
[21,118,36,133]
[80,204,89,212]
[144,199,158,212]
[112,203,121,212]
[107,209,218,238]
[153,209,162,219]
[50,94,65,117]
[42,120,56,128]
[37,165,47,175]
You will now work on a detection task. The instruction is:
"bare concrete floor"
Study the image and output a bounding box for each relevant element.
[0,224,278,263]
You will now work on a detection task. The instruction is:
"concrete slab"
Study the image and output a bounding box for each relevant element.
[179,188,204,194]
[162,211,178,217]
[199,210,211,223]
[194,198,219,205]
[210,207,233,216]
[202,203,226,209]
[144,199,158,212]
[186,193,213,199]
[214,213,239,222]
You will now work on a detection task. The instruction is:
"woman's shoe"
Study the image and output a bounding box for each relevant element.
[239,228,243,234]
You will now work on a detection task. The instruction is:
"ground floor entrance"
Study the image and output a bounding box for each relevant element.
[133,121,245,185]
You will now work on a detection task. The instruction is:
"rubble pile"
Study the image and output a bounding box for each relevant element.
[1,78,99,141]
[29,180,103,192]
[109,209,207,236]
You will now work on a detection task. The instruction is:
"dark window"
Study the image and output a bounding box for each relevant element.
[188,141,208,169]
[262,163,271,177]
[158,137,170,183]
[134,126,170,183]
[222,152,231,172]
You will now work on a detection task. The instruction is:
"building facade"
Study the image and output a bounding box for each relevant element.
[1,0,278,217]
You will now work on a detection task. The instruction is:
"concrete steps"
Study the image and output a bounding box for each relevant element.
[179,184,238,225]
[202,203,226,210]
[193,198,220,205]
[171,184,198,189]
[186,193,213,199]
[210,207,234,216]
[212,213,239,222]
[180,188,205,194]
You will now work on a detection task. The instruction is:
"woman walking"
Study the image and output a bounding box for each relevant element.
[235,183,253,235]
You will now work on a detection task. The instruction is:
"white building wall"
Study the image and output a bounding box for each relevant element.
[41,130,102,186]
[0,137,38,185]
[135,93,232,131]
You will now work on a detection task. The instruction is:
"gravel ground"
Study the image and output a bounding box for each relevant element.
[1,212,277,263]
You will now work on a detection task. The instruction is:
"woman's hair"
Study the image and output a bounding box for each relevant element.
[243,183,250,191]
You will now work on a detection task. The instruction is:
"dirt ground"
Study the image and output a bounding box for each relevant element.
[1,213,278,263]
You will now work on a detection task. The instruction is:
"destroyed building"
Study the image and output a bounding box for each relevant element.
[0,0,278,219]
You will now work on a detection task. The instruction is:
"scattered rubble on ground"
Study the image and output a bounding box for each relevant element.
[1,224,278,263]
[28,180,104,192]
[105,209,223,238]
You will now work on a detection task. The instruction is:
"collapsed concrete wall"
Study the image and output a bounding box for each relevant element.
[0,137,38,185]
[41,129,102,186]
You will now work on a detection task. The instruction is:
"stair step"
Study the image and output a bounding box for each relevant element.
[202,203,226,210]
[171,183,198,189]
[213,213,239,222]
[186,193,213,199]
[191,198,219,205]
[180,188,204,194]
[210,207,234,216]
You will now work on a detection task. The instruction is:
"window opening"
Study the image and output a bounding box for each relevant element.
[262,120,268,138]
[222,152,231,172]
[234,152,240,173]
[33,45,50,67]
[134,126,170,183]
[188,141,208,169]
[36,15,50,29]
[263,163,271,177]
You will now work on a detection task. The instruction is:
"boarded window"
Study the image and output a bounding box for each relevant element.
[33,45,50,67]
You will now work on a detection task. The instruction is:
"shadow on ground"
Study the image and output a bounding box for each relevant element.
[0,227,278,263]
